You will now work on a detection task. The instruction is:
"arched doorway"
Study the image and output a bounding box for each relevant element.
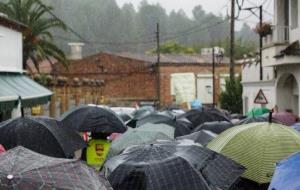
[276,73,299,116]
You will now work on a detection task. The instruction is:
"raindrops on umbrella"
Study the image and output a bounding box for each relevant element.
[107,124,174,159]
[60,105,126,134]
[178,107,230,129]
[0,116,87,158]
[126,107,154,128]
[176,130,217,146]
[104,141,245,190]
[136,113,175,127]
[154,119,191,137]
[208,122,300,184]
[0,146,112,190]
[193,121,234,134]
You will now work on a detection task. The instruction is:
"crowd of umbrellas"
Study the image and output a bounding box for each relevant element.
[0,105,300,189]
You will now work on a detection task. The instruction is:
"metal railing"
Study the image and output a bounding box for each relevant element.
[263,25,289,46]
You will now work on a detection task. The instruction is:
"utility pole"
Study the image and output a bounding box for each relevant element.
[212,47,216,107]
[259,5,263,81]
[242,5,264,80]
[156,23,161,108]
[229,0,235,81]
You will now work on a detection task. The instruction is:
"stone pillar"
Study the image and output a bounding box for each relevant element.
[65,85,70,111]
[73,77,82,107]
[57,77,67,115]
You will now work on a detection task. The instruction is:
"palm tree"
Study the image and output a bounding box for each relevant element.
[0,0,68,71]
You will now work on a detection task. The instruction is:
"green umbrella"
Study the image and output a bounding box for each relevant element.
[107,125,174,159]
[246,107,270,118]
[207,122,300,184]
[137,123,175,139]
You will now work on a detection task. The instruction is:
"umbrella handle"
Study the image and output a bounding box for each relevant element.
[269,112,273,124]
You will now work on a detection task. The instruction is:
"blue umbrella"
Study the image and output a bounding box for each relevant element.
[268,152,300,190]
[293,123,300,132]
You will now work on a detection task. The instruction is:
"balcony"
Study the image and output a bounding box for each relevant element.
[263,25,289,47]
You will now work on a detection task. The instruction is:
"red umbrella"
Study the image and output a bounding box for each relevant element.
[0,144,5,153]
[272,112,297,126]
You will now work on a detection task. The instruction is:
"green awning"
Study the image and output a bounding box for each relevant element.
[0,73,53,111]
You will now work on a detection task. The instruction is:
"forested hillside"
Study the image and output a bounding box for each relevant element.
[2,0,259,57]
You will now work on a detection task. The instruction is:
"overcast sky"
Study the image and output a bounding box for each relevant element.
[115,0,274,29]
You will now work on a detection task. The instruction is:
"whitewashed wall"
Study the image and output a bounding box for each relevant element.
[0,25,22,72]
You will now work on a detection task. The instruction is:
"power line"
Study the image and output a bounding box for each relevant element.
[161,19,230,42]
[36,0,86,42]
[245,0,274,17]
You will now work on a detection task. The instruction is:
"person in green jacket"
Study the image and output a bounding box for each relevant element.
[86,133,111,171]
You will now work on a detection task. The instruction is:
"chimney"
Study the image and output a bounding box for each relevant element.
[68,42,85,60]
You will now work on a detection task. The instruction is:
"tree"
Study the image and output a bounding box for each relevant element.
[0,0,67,71]
[149,40,196,54]
[220,76,243,114]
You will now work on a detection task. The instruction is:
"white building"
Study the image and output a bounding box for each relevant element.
[0,15,52,121]
[242,0,300,116]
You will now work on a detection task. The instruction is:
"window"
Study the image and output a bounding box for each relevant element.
[291,0,298,29]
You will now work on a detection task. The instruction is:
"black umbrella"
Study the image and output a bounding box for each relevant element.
[0,146,112,190]
[179,107,231,129]
[118,113,132,123]
[193,121,234,134]
[237,116,281,125]
[0,116,86,158]
[154,119,191,137]
[136,113,175,127]
[176,130,217,146]
[126,107,154,128]
[60,105,126,134]
[105,141,245,190]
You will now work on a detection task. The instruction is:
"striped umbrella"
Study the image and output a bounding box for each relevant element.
[207,122,300,184]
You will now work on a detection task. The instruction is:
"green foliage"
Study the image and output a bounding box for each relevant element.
[149,40,196,54]
[40,0,257,55]
[220,76,243,114]
[0,0,68,71]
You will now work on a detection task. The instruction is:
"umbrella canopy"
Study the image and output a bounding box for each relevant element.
[118,113,132,123]
[0,116,87,158]
[193,121,234,134]
[246,107,270,118]
[126,107,154,128]
[0,144,5,154]
[105,141,245,190]
[268,152,300,190]
[293,123,300,131]
[154,119,191,137]
[207,122,300,184]
[176,130,217,146]
[179,107,230,129]
[271,112,297,126]
[60,105,126,134]
[237,116,281,125]
[137,123,175,138]
[136,113,174,127]
[0,146,112,190]
[107,125,173,159]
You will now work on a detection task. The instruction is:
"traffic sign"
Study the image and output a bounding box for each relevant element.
[254,89,268,104]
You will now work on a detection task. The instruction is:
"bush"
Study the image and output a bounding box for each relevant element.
[220,76,243,114]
